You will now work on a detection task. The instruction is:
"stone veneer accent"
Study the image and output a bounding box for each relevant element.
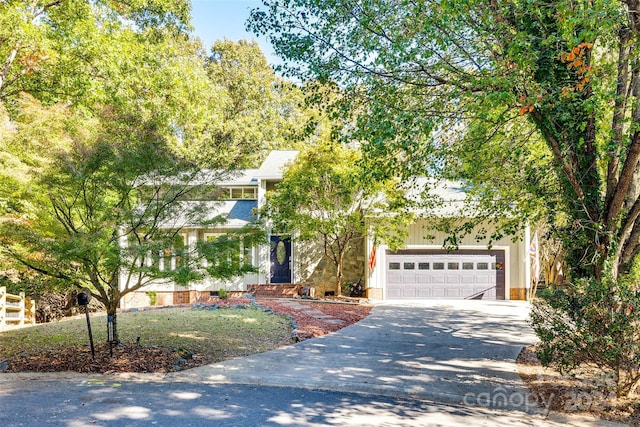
[298,234,365,296]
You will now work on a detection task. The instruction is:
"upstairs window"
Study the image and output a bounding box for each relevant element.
[225,187,257,200]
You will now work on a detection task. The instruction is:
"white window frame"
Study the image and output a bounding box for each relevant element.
[224,187,257,200]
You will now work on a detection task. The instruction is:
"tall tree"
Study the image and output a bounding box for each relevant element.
[201,39,309,167]
[261,141,411,295]
[0,2,267,342]
[0,101,263,342]
[0,0,190,104]
[249,0,640,283]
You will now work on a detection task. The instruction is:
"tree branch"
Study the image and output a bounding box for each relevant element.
[531,110,587,205]
[606,132,640,230]
[606,28,632,204]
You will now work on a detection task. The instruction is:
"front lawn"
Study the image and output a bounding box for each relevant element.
[0,305,294,373]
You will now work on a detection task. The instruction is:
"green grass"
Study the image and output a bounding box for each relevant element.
[0,306,294,363]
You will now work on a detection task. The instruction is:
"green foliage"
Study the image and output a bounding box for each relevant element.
[2,95,260,348]
[146,291,158,306]
[531,278,640,397]
[0,0,191,103]
[217,288,229,300]
[0,3,288,346]
[192,39,309,168]
[0,97,263,342]
[249,0,640,282]
[261,141,411,294]
[195,226,265,280]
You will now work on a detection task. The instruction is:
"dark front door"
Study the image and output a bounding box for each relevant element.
[270,236,292,283]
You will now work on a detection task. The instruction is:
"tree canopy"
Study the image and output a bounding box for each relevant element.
[0,93,263,342]
[249,0,640,282]
[0,0,190,104]
[193,39,311,168]
[261,140,411,295]
[0,2,286,340]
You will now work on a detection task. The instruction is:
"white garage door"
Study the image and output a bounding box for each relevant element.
[386,253,501,299]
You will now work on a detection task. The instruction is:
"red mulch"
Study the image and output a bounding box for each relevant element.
[257,299,372,340]
[3,298,372,374]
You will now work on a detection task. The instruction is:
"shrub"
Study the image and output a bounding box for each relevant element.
[531,278,640,397]
[146,291,157,306]
[218,288,229,300]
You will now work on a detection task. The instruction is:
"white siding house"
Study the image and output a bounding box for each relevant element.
[121,151,531,307]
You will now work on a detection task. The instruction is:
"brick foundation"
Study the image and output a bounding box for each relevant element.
[247,284,302,298]
[510,288,527,300]
[173,291,196,305]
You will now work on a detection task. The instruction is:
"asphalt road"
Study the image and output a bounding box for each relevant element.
[0,379,492,427]
[1,378,627,427]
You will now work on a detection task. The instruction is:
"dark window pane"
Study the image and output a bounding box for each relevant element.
[404,262,415,270]
[448,262,459,270]
[418,263,430,270]
[389,262,401,270]
[433,262,445,270]
[462,262,474,270]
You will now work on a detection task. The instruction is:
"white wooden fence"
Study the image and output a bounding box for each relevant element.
[0,286,36,330]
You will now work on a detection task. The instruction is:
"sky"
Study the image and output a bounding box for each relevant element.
[190,0,279,64]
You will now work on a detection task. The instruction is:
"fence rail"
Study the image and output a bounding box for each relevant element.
[0,286,36,330]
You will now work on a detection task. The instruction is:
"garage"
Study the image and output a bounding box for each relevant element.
[385,250,506,300]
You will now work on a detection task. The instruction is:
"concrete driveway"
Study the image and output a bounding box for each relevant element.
[170,301,536,411]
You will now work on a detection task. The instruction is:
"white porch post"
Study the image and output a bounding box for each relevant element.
[524,224,531,300]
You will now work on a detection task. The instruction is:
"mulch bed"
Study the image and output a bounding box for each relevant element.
[517,345,640,426]
[257,299,373,340]
[6,343,204,374]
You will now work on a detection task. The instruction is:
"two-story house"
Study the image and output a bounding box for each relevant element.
[121,150,533,308]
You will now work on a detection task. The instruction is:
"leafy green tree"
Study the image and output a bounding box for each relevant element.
[0,3,267,343]
[0,102,263,342]
[261,141,411,295]
[0,0,190,104]
[200,39,309,167]
[249,0,640,283]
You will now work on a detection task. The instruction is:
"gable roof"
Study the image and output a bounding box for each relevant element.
[216,169,260,186]
[402,178,470,217]
[255,150,299,180]
[159,200,258,229]
[150,151,299,188]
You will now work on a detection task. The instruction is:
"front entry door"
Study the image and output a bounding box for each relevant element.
[270,236,292,283]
